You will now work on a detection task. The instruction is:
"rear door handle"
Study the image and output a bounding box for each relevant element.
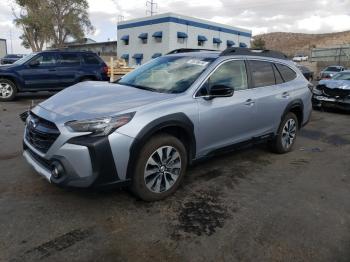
[282,92,290,98]
[244,98,255,106]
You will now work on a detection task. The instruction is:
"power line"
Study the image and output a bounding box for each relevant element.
[146,0,157,16]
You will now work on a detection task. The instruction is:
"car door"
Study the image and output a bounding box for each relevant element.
[195,59,259,156]
[55,53,82,88]
[246,60,296,135]
[18,53,59,90]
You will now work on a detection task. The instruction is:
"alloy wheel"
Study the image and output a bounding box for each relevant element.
[0,82,13,99]
[144,146,182,193]
[281,119,297,149]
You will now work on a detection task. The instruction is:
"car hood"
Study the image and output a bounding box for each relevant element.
[0,64,17,70]
[319,79,350,90]
[38,81,176,121]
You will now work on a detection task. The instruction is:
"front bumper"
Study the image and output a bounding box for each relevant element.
[312,95,350,111]
[23,131,134,188]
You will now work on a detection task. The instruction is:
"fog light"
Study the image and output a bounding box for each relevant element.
[50,161,64,179]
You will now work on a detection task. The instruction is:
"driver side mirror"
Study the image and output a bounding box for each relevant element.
[205,83,234,100]
[29,60,40,67]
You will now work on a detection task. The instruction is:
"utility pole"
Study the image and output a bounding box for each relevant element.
[146,0,157,16]
[9,28,13,53]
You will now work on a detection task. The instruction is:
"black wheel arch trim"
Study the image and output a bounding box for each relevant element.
[68,135,121,187]
[126,113,196,180]
[281,99,304,128]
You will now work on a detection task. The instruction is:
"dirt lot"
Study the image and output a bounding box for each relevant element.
[0,93,350,262]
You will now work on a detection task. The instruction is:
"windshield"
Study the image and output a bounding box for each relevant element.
[332,72,350,80]
[118,56,214,93]
[325,66,341,72]
[14,53,36,65]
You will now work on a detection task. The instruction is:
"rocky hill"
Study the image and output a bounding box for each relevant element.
[254,31,350,57]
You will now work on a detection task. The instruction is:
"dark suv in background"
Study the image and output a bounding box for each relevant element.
[0,50,109,101]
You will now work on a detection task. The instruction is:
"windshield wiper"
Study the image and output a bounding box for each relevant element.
[119,82,159,92]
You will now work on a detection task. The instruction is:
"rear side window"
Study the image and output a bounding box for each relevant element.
[82,54,101,65]
[275,63,297,82]
[59,54,80,66]
[273,65,284,84]
[248,60,275,87]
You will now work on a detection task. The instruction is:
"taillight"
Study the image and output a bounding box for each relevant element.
[102,66,109,74]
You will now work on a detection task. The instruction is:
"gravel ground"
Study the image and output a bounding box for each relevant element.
[0,93,350,262]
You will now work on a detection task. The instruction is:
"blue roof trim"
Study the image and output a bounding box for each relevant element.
[152,31,162,38]
[227,40,235,46]
[152,53,162,58]
[198,35,208,41]
[121,35,129,41]
[138,33,148,39]
[177,32,188,38]
[121,54,129,59]
[239,42,247,48]
[132,53,143,59]
[213,37,222,44]
[117,17,252,37]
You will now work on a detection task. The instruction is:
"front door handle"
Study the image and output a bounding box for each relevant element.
[244,98,255,106]
[282,91,290,98]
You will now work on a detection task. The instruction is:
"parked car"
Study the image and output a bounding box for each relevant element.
[297,65,314,81]
[22,48,312,201]
[319,65,345,79]
[312,70,350,111]
[0,50,109,101]
[292,53,308,62]
[0,54,24,65]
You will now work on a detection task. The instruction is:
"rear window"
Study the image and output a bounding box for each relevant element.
[82,54,101,65]
[325,66,341,72]
[248,60,276,87]
[275,63,297,82]
[59,53,80,66]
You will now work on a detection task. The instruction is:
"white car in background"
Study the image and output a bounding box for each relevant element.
[293,54,308,62]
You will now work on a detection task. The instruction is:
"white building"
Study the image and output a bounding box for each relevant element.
[117,13,252,66]
[0,39,7,58]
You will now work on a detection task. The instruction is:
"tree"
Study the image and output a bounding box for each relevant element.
[251,37,266,50]
[49,0,94,48]
[13,0,94,51]
[13,0,52,51]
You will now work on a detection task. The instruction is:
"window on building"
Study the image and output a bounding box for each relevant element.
[178,38,186,44]
[248,60,276,87]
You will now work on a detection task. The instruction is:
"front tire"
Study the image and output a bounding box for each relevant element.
[131,134,188,201]
[0,79,17,101]
[270,112,299,154]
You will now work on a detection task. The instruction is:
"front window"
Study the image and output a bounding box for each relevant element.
[118,56,214,93]
[332,72,350,80]
[31,53,57,66]
[14,53,36,65]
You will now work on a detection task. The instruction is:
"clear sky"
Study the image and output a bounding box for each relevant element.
[1,0,350,53]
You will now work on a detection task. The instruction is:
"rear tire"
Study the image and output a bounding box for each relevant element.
[270,112,299,154]
[0,79,17,102]
[131,134,188,201]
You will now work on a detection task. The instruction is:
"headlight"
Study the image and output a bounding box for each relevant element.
[65,112,135,137]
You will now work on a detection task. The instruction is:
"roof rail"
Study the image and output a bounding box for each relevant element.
[167,48,217,54]
[220,47,289,60]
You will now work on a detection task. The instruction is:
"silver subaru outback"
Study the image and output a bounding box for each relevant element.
[23,48,312,201]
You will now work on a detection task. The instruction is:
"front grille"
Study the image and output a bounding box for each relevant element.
[25,113,60,153]
[24,144,52,170]
[322,87,350,99]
